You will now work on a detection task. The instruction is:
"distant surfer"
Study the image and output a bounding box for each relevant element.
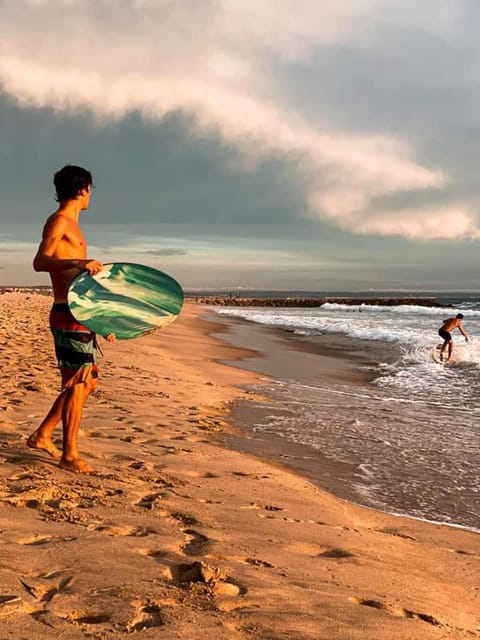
[438,313,468,362]
[27,165,114,473]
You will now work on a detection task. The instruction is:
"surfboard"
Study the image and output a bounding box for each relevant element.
[68,262,184,340]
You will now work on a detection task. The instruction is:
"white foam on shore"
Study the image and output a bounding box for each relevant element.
[219,304,480,531]
[241,375,480,532]
[214,305,480,367]
[322,302,480,316]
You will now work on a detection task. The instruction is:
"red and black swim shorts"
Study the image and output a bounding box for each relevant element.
[49,303,98,378]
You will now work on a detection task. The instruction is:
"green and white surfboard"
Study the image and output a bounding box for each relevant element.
[68,262,184,340]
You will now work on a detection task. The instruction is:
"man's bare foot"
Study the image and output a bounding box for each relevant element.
[59,457,94,474]
[27,434,61,459]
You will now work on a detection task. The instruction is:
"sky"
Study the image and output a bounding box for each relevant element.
[1,0,480,290]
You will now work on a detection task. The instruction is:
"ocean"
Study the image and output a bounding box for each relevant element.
[210,292,480,532]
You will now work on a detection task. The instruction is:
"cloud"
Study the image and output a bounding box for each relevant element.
[0,239,37,252]
[0,0,473,240]
[140,248,187,256]
[351,205,480,240]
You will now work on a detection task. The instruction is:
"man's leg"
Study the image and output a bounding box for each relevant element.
[440,339,447,360]
[32,304,99,470]
[27,392,66,458]
[59,375,97,473]
[447,339,453,361]
[27,366,88,458]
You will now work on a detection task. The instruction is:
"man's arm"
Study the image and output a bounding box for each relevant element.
[459,323,469,341]
[33,217,102,274]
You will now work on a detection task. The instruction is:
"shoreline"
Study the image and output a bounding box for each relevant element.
[205,311,380,386]
[205,312,480,533]
[1,293,478,638]
[205,309,479,533]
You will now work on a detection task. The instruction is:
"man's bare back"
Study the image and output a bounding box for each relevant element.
[441,317,464,333]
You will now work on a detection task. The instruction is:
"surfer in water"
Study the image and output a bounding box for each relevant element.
[438,313,468,362]
[27,165,114,473]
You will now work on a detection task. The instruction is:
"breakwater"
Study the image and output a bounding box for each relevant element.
[187,296,449,308]
[0,287,52,296]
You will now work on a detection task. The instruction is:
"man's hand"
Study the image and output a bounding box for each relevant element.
[104,333,116,342]
[79,259,103,275]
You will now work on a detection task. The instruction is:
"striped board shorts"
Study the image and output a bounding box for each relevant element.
[49,303,98,380]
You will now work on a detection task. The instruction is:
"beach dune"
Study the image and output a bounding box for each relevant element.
[0,292,478,639]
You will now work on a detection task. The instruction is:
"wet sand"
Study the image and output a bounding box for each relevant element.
[206,311,380,385]
[0,292,478,639]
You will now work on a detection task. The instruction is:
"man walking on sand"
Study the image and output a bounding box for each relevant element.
[27,165,114,473]
[438,313,468,362]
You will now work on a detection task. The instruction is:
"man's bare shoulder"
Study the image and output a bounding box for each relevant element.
[43,212,74,235]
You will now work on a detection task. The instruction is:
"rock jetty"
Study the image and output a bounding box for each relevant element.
[0,287,51,296]
[187,296,449,308]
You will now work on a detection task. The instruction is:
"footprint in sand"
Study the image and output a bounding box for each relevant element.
[181,529,210,556]
[163,561,245,597]
[128,460,147,469]
[126,602,163,632]
[281,517,304,523]
[349,597,442,626]
[179,470,219,479]
[196,497,223,505]
[376,527,416,541]
[39,569,74,580]
[90,524,151,537]
[110,454,137,463]
[137,548,168,561]
[71,613,112,625]
[8,472,40,482]
[207,553,275,569]
[5,497,43,509]
[0,595,23,618]
[282,542,336,557]
[16,534,76,546]
[452,548,478,556]
[3,453,32,465]
[135,493,165,510]
[241,502,284,512]
[120,435,149,444]
[170,512,198,526]
[20,575,74,603]
[84,430,107,438]
[319,548,354,559]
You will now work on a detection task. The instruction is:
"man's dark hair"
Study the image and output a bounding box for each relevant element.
[456,313,464,319]
[54,165,93,202]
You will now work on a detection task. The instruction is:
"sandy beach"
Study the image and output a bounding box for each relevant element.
[0,292,479,639]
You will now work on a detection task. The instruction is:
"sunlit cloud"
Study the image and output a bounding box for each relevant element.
[0,0,468,240]
[140,248,188,257]
[0,239,37,252]
[352,205,480,240]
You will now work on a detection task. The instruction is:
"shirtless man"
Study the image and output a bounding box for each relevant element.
[27,165,114,473]
[438,313,468,362]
